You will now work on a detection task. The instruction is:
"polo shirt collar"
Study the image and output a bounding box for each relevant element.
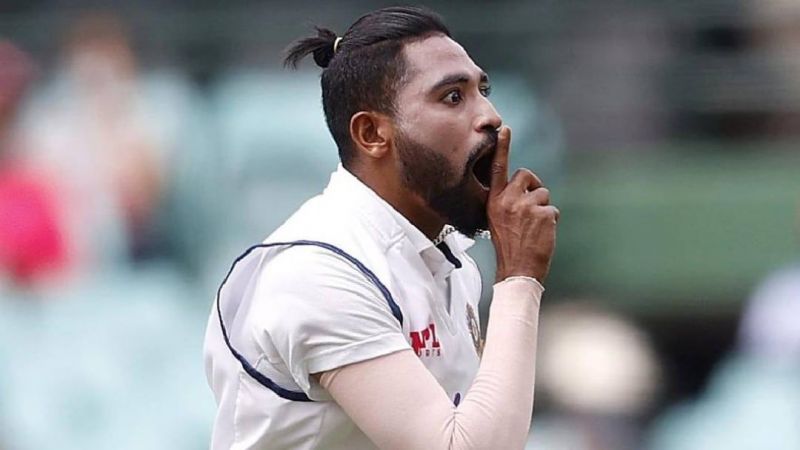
[325,164,461,278]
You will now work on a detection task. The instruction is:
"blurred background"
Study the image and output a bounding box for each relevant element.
[1,0,799,449]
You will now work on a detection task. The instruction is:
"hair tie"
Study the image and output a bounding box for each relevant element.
[333,36,343,53]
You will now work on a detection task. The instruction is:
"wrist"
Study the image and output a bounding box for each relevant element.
[495,268,547,284]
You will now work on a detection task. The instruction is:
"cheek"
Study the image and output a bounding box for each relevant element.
[408,114,466,153]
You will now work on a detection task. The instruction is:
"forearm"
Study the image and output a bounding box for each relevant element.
[319,277,543,450]
[446,276,542,449]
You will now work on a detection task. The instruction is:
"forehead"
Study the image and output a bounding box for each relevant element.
[401,35,484,89]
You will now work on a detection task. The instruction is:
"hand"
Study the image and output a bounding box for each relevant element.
[487,126,559,283]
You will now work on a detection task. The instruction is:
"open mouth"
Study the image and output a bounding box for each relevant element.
[471,150,494,190]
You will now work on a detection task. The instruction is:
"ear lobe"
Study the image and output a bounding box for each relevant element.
[350,112,392,159]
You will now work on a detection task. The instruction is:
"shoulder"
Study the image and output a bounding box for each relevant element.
[256,243,384,301]
[266,191,403,258]
[250,243,401,332]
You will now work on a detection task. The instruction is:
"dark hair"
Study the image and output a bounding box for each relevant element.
[284,6,451,167]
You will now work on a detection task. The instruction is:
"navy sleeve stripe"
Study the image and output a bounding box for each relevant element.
[215,240,402,402]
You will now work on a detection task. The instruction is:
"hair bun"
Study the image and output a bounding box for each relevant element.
[283,26,339,69]
[312,27,337,68]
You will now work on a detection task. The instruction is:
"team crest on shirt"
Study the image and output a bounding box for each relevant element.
[466,304,483,357]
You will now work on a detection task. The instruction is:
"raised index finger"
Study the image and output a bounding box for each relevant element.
[490,126,511,195]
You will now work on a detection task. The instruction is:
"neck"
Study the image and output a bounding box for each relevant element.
[380,188,444,240]
[349,165,445,240]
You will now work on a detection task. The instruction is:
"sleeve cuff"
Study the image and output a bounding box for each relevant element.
[492,276,545,309]
[494,275,544,292]
[299,332,410,400]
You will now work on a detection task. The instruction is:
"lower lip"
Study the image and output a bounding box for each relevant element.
[471,175,491,205]
[472,173,490,192]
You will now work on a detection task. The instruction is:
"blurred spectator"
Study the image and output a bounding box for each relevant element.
[0,32,214,447]
[527,302,661,450]
[647,261,800,450]
[0,41,71,288]
[0,25,218,447]
[16,11,166,271]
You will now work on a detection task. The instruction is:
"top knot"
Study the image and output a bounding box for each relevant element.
[283,26,339,69]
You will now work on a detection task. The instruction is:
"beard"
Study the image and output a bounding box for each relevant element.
[395,130,495,238]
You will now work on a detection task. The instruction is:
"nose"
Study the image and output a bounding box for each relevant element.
[474,95,502,132]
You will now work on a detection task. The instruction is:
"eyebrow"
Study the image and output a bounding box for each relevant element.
[429,71,490,94]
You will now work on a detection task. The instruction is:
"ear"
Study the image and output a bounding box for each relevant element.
[349,111,394,160]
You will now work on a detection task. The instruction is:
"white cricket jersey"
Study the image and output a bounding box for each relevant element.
[203,164,484,449]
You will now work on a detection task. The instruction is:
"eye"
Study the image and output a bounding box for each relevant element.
[479,85,492,97]
[444,89,463,105]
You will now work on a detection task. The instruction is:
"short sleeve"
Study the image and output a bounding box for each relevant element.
[248,245,409,398]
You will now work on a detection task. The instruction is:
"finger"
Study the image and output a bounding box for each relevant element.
[550,205,560,223]
[509,168,542,193]
[527,187,550,206]
[489,126,511,195]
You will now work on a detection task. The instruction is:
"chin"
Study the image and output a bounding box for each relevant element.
[429,173,490,239]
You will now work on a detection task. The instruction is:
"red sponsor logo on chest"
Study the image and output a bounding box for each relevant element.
[409,323,441,357]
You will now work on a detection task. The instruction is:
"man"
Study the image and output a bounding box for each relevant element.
[204,6,559,450]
